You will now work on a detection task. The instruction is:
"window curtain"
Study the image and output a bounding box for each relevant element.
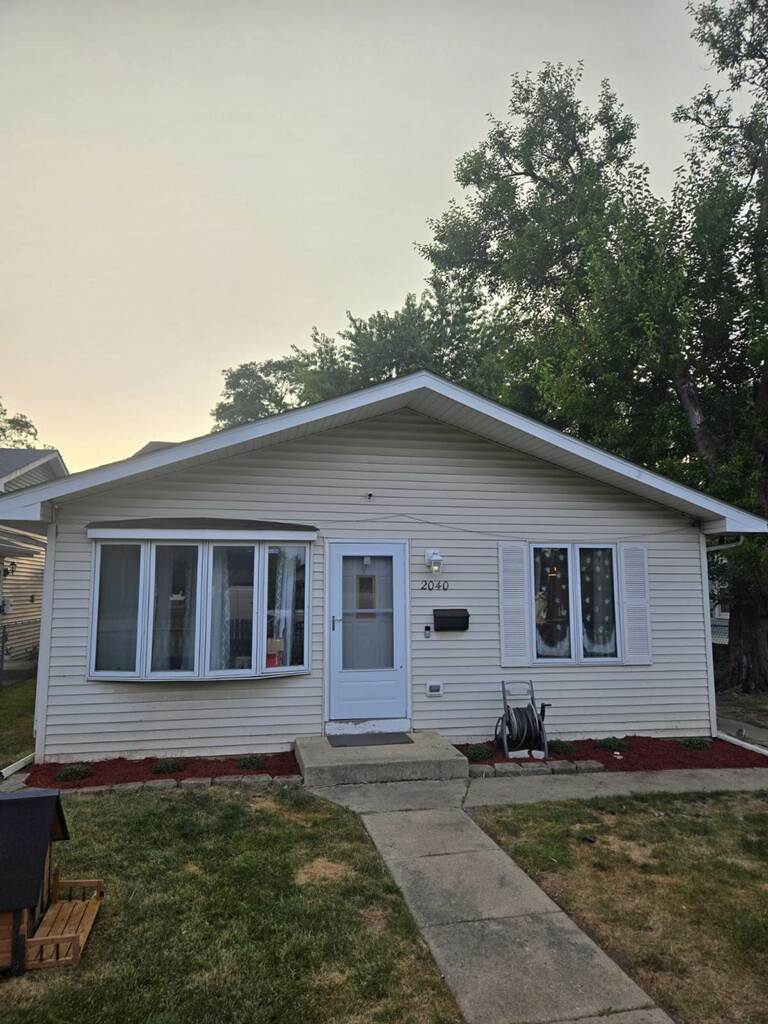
[533,547,571,658]
[271,547,297,666]
[579,548,617,658]
[210,548,231,670]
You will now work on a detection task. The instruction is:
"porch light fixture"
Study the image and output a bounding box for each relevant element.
[425,549,443,574]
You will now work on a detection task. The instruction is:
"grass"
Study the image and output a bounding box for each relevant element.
[2,787,460,1024]
[151,758,186,774]
[474,790,768,1024]
[0,677,35,768]
[718,688,768,731]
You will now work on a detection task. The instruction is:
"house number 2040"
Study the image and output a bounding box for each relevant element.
[421,579,449,591]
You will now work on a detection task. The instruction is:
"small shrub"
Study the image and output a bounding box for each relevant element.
[152,758,186,774]
[547,739,577,756]
[56,763,93,782]
[465,743,494,763]
[238,754,267,770]
[596,736,629,752]
[683,736,712,751]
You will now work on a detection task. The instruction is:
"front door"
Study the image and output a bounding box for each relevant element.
[328,542,408,721]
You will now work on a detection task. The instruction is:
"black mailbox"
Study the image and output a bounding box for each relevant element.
[433,608,470,632]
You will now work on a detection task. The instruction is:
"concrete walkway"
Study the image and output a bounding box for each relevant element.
[309,767,768,1024]
[362,806,671,1024]
[718,715,768,750]
[312,765,768,813]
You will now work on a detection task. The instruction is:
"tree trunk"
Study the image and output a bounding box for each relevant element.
[726,580,768,693]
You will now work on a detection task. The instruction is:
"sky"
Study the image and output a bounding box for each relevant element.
[1,0,715,471]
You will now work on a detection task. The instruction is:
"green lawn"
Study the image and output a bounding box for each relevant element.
[0,677,35,768]
[474,791,768,1024]
[2,787,460,1024]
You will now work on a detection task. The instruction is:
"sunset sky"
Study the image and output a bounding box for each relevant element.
[1,0,712,471]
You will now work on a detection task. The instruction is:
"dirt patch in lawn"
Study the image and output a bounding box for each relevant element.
[456,734,768,771]
[295,857,357,885]
[475,790,768,1024]
[25,749,300,788]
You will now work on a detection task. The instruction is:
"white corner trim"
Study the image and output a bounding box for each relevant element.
[717,731,768,758]
[699,534,719,737]
[33,521,57,761]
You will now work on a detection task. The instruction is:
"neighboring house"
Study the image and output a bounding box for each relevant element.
[0,450,68,673]
[0,373,765,764]
[710,594,730,646]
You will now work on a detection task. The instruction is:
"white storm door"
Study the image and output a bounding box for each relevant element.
[328,542,408,720]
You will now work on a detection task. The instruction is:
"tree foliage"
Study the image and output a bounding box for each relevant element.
[0,397,39,448]
[212,1,768,689]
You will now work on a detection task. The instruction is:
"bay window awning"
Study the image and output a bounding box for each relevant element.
[85,518,318,541]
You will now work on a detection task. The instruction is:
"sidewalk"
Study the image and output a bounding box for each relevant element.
[312,765,768,813]
[363,806,672,1024]
[310,767,768,1024]
[717,715,768,750]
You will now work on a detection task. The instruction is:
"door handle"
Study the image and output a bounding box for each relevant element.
[332,614,338,631]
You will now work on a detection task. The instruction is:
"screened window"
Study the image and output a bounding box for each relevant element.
[94,544,141,672]
[90,539,309,679]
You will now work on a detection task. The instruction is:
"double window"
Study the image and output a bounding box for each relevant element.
[531,544,620,662]
[90,540,309,679]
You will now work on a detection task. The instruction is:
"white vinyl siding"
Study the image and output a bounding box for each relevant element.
[39,408,712,760]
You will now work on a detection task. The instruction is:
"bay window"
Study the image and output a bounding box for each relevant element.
[89,538,310,679]
[531,543,621,663]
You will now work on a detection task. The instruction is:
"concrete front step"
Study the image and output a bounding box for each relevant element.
[295,731,468,787]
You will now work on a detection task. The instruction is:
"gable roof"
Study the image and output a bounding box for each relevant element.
[0,448,68,492]
[0,789,68,911]
[0,372,764,535]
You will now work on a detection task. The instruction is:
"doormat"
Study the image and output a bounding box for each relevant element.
[327,732,413,747]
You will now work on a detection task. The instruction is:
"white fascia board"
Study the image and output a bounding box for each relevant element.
[0,450,68,490]
[421,376,768,534]
[87,526,318,541]
[0,370,765,533]
[0,500,50,525]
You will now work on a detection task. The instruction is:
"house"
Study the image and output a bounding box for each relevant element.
[0,789,102,973]
[0,372,764,764]
[0,449,68,678]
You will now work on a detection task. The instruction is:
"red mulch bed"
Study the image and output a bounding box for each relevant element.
[26,750,300,789]
[455,735,768,772]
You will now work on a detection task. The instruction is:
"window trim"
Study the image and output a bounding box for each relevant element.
[146,540,205,680]
[529,542,622,666]
[260,543,310,676]
[530,544,576,664]
[204,542,260,679]
[575,543,622,664]
[88,537,311,682]
[88,539,146,679]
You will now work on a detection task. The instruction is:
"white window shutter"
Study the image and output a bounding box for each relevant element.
[619,544,652,665]
[499,542,530,666]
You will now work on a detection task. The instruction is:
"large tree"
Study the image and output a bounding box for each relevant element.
[212,3,768,690]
